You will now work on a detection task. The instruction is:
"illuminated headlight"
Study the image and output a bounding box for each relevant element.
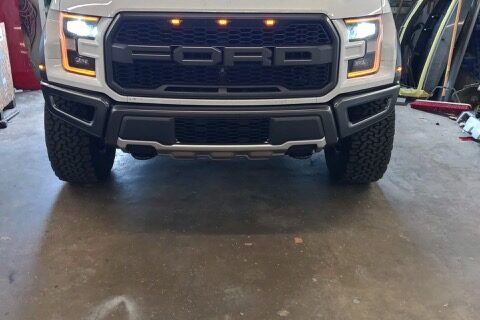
[66,20,98,38]
[345,16,383,79]
[60,13,99,76]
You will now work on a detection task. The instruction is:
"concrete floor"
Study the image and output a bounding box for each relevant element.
[1,91,480,320]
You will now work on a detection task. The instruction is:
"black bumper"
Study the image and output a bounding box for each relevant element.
[42,83,399,148]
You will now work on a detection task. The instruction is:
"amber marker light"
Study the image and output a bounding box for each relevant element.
[39,64,46,71]
[264,19,276,27]
[59,12,98,77]
[217,18,229,27]
[170,18,182,26]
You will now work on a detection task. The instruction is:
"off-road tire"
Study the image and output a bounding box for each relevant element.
[325,112,395,184]
[44,107,116,184]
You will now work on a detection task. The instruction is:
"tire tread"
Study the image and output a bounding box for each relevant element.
[326,112,395,184]
[44,108,115,184]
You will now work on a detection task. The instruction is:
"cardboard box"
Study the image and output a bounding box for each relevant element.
[0,22,15,114]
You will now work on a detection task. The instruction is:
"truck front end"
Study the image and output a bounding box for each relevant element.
[41,0,400,184]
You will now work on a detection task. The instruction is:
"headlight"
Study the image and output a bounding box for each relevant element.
[345,16,383,79]
[60,13,99,76]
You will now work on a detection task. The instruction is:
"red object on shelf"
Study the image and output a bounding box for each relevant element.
[0,0,40,90]
[410,100,471,116]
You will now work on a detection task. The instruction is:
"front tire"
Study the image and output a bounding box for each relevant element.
[44,107,116,184]
[325,112,395,184]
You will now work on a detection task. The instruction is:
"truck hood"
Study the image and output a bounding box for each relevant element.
[59,0,385,19]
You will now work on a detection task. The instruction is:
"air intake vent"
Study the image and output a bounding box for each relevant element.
[347,99,390,124]
[175,118,270,145]
[50,95,95,123]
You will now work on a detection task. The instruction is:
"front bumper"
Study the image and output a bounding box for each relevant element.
[42,82,399,158]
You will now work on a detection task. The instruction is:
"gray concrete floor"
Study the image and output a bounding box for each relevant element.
[1,91,480,320]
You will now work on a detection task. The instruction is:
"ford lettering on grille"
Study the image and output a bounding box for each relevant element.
[111,45,334,67]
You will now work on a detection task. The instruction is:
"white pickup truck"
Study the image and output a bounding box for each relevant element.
[39,0,401,184]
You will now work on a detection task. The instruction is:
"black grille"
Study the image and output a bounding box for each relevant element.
[113,20,331,46]
[175,118,270,144]
[113,62,331,91]
[105,13,339,98]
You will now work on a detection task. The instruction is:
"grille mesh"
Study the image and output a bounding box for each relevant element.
[51,96,94,123]
[347,99,390,124]
[113,61,331,91]
[114,20,331,46]
[175,118,270,145]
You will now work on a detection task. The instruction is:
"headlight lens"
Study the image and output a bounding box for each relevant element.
[345,16,383,79]
[60,13,99,76]
[65,20,98,39]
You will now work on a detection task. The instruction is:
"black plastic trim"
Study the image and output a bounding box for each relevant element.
[118,115,325,146]
[42,83,111,137]
[41,81,399,146]
[105,104,338,146]
[120,116,176,145]
[333,85,400,138]
[270,116,324,145]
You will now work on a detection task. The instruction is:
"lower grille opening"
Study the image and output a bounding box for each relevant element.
[50,96,95,123]
[175,118,270,145]
[347,98,390,124]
